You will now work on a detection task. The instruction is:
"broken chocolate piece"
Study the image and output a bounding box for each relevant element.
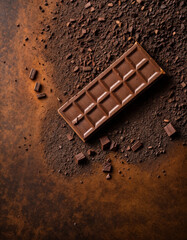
[126,146,131,151]
[102,162,112,172]
[66,53,72,60]
[73,66,79,72]
[100,136,110,150]
[66,133,74,141]
[106,174,111,180]
[37,93,46,99]
[83,66,92,72]
[34,82,41,92]
[131,141,143,152]
[75,152,86,164]
[29,68,37,80]
[87,149,96,156]
[110,140,118,151]
[181,82,186,88]
[164,123,176,137]
[58,42,165,142]
[98,17,105,22]
[85,2,91,9]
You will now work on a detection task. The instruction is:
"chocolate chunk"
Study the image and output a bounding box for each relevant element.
[107,158,111,163]
[100,136,111,150]
[181,82,186,88]
[108,3,113,7]
[34,82,41,92]
[106,174,111,180]
[85,2,91,9]
[66,133,74,141]
[161,5,166,9]
[75,152,86,164]
[126,146,131,151]
[37,93,46,99]
[103,162,112,172]
[110,141,118,151]
[131,141,143,152]
[29,68,37,80]
[82,66,92,72]
[82,28,86,35]
[87,149,96,156]
[73,66,79,72]
[66,53,72,59]
[57,97,62,102]
[98,17,105,22]
[164,123,176,137]
[70,18,76,23]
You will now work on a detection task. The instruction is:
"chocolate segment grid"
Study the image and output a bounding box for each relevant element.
[58,42,165,142]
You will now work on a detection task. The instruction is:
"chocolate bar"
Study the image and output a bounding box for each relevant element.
[58,42,165,142]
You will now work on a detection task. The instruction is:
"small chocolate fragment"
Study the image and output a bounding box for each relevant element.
[29,68,37,80]
[66,53,72,60]
[126,146,131,151]
[103,162,112,172]
[110,141,118,151]
[131,141,143,152]
[66,133,74,141]
[181,82,186,88]
[100,136,110,150]
[85,2,91,9]
[57,97,62,102]
[108,3,113,7]
[164,123,176,137]
[73,66,79,72]
[106,174,111,180]
[87,149,96,156]
[107,158,111,163]
[37,93,46,99]
[83,66,92,72]
[75,152,86,164]
[34,82,41,92]
[70,18,76,23]
[98,17,105,22]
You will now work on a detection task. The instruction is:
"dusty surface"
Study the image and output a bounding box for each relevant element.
[41,0,187,175]
[0,0,187,240]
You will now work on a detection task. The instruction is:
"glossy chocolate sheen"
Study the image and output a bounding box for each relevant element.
[58,42,165,142]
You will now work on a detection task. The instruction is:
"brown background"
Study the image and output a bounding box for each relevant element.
[0,1,186,240]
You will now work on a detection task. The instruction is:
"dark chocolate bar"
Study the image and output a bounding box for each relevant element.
[58,42,165,142]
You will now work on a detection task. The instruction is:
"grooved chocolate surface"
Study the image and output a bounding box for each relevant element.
[58,42,165,142]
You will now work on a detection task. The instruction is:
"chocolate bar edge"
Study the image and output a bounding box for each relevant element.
[58,42,165,142]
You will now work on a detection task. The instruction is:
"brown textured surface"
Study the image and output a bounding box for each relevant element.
[58,42,164,141]
[0,1,187,240]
